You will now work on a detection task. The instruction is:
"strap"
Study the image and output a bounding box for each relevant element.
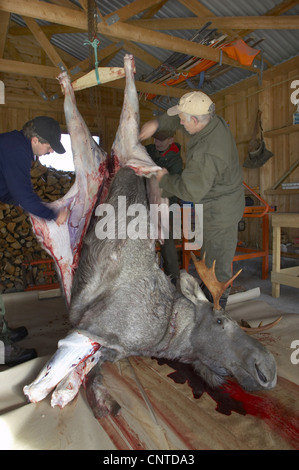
[83,38,101,85]
[251,109,262,140]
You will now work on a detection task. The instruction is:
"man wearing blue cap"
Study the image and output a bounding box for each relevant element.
[0,116,67,221]
[0,116,68,366]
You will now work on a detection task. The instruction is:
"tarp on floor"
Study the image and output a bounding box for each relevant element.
[0,291,298,450]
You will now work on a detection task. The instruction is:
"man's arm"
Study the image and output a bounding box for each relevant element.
[159,152,217,203]
[3,155,57,220]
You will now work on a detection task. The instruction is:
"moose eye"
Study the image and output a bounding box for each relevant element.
[216,318,223,325]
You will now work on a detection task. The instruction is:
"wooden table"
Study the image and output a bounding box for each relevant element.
[271,212,299,297]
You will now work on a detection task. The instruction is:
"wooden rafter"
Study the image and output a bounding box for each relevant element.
[128,16,299,31]
[0,0,256,71]
[0,11,10,58]
[0,0,298,103]
[6,39,49,100]
[103,0,167,23]
[23,16,68,71]
[0,58,58,79]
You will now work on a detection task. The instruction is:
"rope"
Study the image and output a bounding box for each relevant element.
[83,38,101,85]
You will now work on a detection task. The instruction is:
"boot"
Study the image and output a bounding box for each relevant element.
[1,317,28,342]
[6,326,28,343]
[1,336,37,367]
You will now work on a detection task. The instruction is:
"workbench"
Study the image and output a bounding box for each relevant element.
[271,212,299,297]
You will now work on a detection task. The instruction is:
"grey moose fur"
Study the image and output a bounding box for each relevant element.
[69,167,277,417]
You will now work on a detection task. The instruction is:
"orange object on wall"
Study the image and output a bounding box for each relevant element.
[222,39,260,66]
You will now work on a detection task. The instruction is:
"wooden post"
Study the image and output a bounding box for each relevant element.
[272,224,281,297]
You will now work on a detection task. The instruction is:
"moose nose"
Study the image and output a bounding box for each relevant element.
[255,362,277,389]
[255,364,267,383]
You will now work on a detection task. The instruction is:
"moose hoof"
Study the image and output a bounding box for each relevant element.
[85,367,121,418]
[86,383,120,418]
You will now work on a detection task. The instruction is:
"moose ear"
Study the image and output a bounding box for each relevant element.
[179,271,209,305]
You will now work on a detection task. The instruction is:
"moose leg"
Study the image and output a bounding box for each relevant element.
[23,331,100,403]
[51,350,102,409]
[111,54,160,175]
[85,363,120,418]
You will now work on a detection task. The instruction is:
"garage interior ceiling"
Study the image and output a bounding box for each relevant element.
[0,0,298,110]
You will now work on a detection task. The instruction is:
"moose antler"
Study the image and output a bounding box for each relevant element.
[191,252,241,311]
[239,316,282,333]
[191,252,282,333]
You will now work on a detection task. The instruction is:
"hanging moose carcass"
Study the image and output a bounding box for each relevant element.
[23,55,277,418]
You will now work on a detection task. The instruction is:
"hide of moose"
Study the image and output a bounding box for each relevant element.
[23,55,277,418]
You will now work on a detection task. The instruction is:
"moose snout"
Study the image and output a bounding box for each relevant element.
[254,356,277,390]
[230,339,277,392]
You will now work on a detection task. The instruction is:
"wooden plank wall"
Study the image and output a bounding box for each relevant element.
[212,56,299,249]
[0,56,298,249]
[0,78,153,154]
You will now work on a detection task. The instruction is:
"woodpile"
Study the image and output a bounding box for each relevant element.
[0,161,75,293]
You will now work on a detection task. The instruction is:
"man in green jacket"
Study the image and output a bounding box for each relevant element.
[140,91,245,309]
[146,130,183,284]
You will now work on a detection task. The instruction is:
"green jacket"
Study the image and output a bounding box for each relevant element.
[157,113,245,228]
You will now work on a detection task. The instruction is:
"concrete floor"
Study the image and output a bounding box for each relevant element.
[189,254,299,315]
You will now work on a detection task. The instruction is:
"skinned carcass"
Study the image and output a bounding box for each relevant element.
[29,56,160,305]
[24,55,277,417]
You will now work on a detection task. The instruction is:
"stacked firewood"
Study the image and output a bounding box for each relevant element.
[0,161,75,293]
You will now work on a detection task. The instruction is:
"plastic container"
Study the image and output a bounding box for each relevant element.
[293,104,299,125]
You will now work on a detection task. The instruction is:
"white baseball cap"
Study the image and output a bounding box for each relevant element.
[167,91,214,116]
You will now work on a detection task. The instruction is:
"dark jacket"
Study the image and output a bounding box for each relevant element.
[146,141,183,205]
[0,130,56,219]
[146,142,183,176]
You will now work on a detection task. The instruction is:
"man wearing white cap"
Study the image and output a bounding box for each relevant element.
[140,91,245,309]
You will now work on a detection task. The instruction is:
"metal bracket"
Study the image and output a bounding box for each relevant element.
[257,53,264,86]
[40,92,48,101]
[57,62,67,72]
[70,65,81,75]
[106,13,120,25]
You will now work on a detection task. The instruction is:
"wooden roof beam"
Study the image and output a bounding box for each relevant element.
[97,21,256,72]
[140,0,168,19]
[23,16,68,71]
[122,41,161,69]
[47,0,83,11]
[129,16,299,31]
[103,0,168,24]
[0,58,58,79]
[0,0,88,29]
[5,39,49,100]
[8,24,83,37]
[0,11,10,57]
[0,0,257,71]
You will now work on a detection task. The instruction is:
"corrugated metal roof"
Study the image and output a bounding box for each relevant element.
[10,0,299,105]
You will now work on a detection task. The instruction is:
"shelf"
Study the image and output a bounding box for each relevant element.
[263,124,299,138]
[271,212,299,297]
[265,188,299,195]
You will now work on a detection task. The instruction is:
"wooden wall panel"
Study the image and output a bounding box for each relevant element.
[212,56,299,249]
[0,56,298,249]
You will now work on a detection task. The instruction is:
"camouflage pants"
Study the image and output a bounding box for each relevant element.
[160,237,180,281]
[160,212,180,281]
